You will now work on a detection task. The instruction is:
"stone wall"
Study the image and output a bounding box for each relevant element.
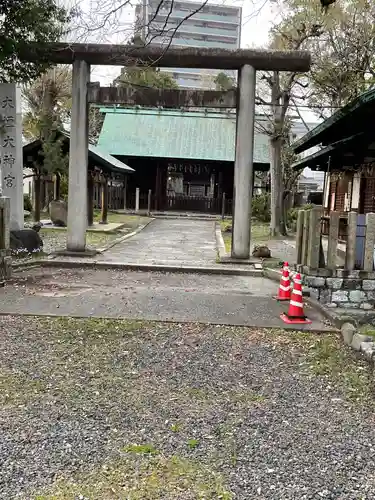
[298,266,375,309]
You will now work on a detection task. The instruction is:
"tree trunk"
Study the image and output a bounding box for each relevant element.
[270,136,283,236]
[34,174,41,223]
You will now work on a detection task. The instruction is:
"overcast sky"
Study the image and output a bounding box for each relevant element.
[69,0,278,83]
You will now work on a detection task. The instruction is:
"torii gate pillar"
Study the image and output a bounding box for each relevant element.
[232,64,256,259]
[67,60,90,252]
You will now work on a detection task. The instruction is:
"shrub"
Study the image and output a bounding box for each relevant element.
[24,194,32,212]
[252,192,270,223]
[287,204,312,230]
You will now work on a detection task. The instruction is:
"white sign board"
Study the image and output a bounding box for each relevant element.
[0,84,24,230]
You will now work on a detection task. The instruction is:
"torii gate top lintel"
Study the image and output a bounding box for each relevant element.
[20,42,311,72]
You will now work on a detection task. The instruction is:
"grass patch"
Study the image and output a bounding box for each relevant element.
[124,444,159,455]
[187,438,200,450]
[93,210,152,228]
[170,422,182,432]
[359,325,375,338]
[0,370,46,406]
[33,455,232,500]
[289,332,372,402]
[52,317,147,336]
[220,220,273,254]
[40,228,116,249]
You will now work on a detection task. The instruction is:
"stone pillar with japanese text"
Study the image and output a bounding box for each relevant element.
[0,84,23,230]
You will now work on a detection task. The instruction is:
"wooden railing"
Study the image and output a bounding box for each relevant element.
[296,206,375,271]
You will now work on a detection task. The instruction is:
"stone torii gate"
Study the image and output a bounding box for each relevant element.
[21,43,311,259]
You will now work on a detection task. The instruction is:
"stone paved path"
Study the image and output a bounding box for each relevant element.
[98,219,217,266]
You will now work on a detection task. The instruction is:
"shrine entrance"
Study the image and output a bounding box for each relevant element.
[20,43,310,259]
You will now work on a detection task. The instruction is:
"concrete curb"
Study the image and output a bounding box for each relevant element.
[214,223,262,268]
[12,258,263,277]
[113,211,221,221]
[96,218,155,253]
[0,311,336,334]
[215,222,227,261]
[341,322,375,363]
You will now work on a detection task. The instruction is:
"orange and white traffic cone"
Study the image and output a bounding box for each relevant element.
[280,272,311,324]
[274,262,291,301]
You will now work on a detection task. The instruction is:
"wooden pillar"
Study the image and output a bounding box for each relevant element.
[87,171,94,226]
[123,175,127,210]
[221,192,226,220]
[135,187,140,212]
[54,172,61,200]
[108,178,113,210]
[33,173,41,222]
[155,165,161,211]
[364,213,375,271]
[147,189,152,215]
[295,209,304,265]
[345,211,357,270]
[160,166,168,211]
[307,206,323,269]
[327,211,339,269]
[99,174,108,225]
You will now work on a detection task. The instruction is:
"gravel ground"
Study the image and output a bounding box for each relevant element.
[1,316,375,499]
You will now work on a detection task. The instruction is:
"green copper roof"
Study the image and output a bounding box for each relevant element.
[97,108,270,164]
[292,88,375,154]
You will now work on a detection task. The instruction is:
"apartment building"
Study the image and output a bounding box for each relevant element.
[135,0,242,89]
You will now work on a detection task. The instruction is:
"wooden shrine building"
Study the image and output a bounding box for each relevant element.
[97,107,271,212]
[291,89,375,216]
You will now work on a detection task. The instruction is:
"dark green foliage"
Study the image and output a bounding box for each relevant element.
[252,193,271,223]
[0,0,70,83]
[114,67,179,89]
[287,204,312,230]
[23,194,32,212]
[214,72,235,91]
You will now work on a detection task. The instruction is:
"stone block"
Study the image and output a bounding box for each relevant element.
[342,279,362,290]
[326,278,344,290]
[10,229,43,253]
[359,271,375,280]
[349,290,367,303]
[351,333,373,351]
[360,341,375,360]
[326,302,338,308]
[316,268,332,277]
[362,280,375,291]
[252,245,271,258]
[305,276,326,288]
[331,290,349,302]
[319,288,331,304]
[360,303,374,310]
[309,288,320,300]
[49,199,68,227]
[341,322,356,345]
[335,269,361,279]
[340,302,360,309]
